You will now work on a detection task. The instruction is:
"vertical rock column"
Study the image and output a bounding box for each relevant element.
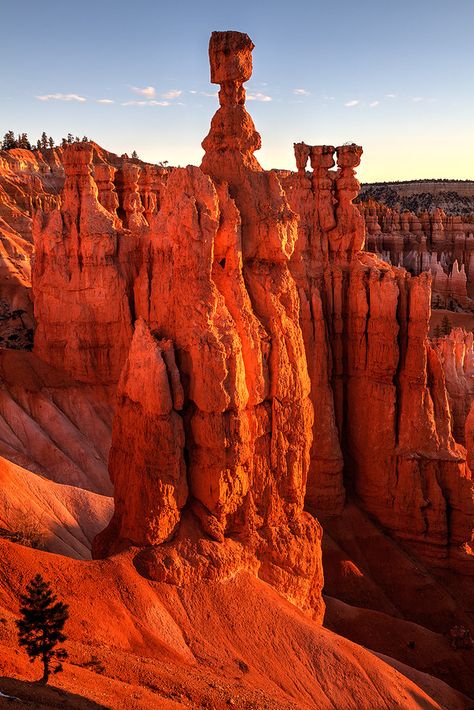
[326,147,474,566]
[94,163,121,228]
[283,139,474,566]
[199,31,324,614]
[285,144,345,516]
[432,328,474,445]
[33,143,134,383]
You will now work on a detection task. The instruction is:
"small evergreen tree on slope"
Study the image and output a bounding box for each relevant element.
[16,574,69,684]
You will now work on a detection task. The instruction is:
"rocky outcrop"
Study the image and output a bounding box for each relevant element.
[31,143,172,382]
[0,145,169,355]
[0,148,64,345]
[93,319,187,549]
[33,144,136,383]
[467,402,474,473]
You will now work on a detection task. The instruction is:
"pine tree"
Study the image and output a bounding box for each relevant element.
[81,135,89,142]
[441,315,452,336]
[36,139,42,150]
[2,130,17,149]
[131,150,138,159]
[17,133,31,150]
[40,131,48,149]
[67,133,74,144]
[16,574,69,684]
[433,324,442,338]
[48,136,55,149]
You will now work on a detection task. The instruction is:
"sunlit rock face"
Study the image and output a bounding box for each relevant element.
[31,31,474,620]
[94,31,323,618]
[33,143,136,384]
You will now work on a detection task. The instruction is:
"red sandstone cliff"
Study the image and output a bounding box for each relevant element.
[0,144,166,351]
[28,33,474,626]
[282,145,474,569]
[32,144,135,383]
[0,148,63,347]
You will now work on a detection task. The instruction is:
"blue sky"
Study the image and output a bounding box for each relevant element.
[1,0,473,181]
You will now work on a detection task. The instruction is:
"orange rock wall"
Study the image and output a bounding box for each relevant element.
[0,148,64,344]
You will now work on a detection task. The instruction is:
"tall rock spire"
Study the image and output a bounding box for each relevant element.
[201,31,261,175]
[93,33,325,619]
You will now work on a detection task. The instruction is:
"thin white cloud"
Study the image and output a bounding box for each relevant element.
[385,93,397,99]
[199,91,218,98]
[293,88,310,96]
[344,99,359,107]
[412,96,423,102]
[247,92,272,102]
[322,95,335,101]
[130,86,156,98]
[36,93,86,102]
[97,98,114,104]
[121,99,170,106]
[369,100,380,108]
[189,90,198,94]
[162,89,182,99]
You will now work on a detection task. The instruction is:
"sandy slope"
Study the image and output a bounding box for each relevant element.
[322,503,474,700]
[0,540,470,709]
[0,350,113,494]
[0,455,112,559]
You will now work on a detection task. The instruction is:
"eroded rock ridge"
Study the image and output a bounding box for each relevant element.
[359,199,474,308]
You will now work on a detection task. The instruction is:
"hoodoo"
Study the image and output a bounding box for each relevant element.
[33,143,135,383]
[1,21,474,708]
[92,31,325,617]
[283,142,474,567]
[28,31,474,625]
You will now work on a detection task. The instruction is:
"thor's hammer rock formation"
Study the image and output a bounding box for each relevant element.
[30,31,474,622]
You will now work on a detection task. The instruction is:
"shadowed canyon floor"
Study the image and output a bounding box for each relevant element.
[0,29,473,709]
